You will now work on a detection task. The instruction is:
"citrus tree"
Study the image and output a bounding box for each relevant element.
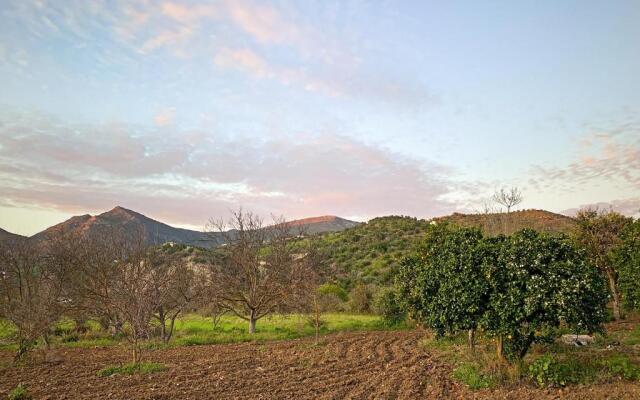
[396,223,489,350]
[482,229,607,362]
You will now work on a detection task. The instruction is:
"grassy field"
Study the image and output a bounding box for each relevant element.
[0,313,398,351]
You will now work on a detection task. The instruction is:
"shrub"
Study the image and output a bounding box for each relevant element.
[603,355,640,380]
[97,362,167,377]
[348,284,375,313]
[453,362,494,389]
[527,354,601,387]
[372,287,405,325]
[7,384,31,400]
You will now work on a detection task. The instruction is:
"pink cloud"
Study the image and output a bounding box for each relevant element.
[531,129,640,191]
[0,110,454,228]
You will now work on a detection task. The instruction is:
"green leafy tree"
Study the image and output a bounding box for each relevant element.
[482,229,607,362]
[616,219,640,311]
[396,224,489,350]
[573,209,632,320]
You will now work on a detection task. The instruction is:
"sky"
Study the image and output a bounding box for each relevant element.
[0,0,639,236]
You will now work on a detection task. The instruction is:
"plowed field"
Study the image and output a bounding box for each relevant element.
[1,330,639,399]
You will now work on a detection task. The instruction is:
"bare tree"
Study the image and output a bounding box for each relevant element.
[492,187,523,213]
[74,229,160,364]
[150,251,201,343]
[0,241,66,361]
[287,242,327,344]
[206,209,308,334]
[492,187,523,235]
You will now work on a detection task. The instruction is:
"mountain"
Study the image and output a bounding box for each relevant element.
[31,206,221,247]
[286,215,360,235]
[0,227,26,243]
[433,209,576,235]
[28,207,360,248]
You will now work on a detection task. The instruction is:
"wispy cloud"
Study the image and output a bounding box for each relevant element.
[562,197,640,218]
[529,126,640,192]
[0,110,454,227]
[1,1,434,108]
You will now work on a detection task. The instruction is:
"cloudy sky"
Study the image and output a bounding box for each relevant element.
[1,0,639,235]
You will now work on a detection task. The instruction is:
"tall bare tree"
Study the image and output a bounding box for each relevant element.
[207,209,308,334]
[574,208,632,321]
[492,187,523,213]
[492,187,523,234]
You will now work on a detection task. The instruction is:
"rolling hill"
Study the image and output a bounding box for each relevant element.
[312,210,577,288]
[434,209,576,235]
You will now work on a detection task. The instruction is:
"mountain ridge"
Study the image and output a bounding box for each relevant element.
[18,206,361,247]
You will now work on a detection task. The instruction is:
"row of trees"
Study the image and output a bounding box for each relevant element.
[0,210,324,363]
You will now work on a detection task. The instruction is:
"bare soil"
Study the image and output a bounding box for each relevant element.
[1,330,639,399]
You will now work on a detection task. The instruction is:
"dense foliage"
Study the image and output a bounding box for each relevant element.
[396,225,607,362]
[573,209,632,320]
[305,216,435,287]
[616,220,640,311]
[396,224,488,344]
[482,229,607,361]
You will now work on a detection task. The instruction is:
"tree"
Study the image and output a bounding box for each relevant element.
[616,219,640,312]
[492,187,523,213]
[0,241,66,361]
[492,187,523,235]
[396,223,489,351]
[207,209,308,334]
[73,229,161,364]
[573,209,632,320]
[482,229,607,362]
[149,250,200,343]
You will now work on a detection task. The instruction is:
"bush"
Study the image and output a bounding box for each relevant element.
[348,284,375,313]
[372,287,405,325]
[603,355,640,380]
[7,384,31,400]
[453,362,493,389]
[97,362,167,377]
[527,354,600,387]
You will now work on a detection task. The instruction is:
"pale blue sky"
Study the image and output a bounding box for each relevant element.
[1,0,639,235]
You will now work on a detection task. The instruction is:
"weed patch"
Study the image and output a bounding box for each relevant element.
[452,362,494,389]
[97,362,167,377]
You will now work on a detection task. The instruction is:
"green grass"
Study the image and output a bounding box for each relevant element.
[171,313,392,346]
[453,362,495,389]
[97,362,167,377]
[7,383,32,400]
[0,313,393,351]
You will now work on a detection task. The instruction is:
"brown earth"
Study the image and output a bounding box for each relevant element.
[1,330,639,399]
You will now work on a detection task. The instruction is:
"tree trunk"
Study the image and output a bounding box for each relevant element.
[249,310,256,334]
[314,295,320,345]
[165,316,177,343]
[606,268,622,321]
[467,329,475,352]
[496,335,504,362]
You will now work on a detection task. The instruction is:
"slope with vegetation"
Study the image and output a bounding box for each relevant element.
[309,210,577,289]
